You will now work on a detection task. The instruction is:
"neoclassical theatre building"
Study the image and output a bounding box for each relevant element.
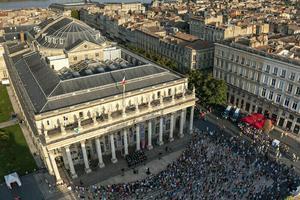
[3,16,196,183]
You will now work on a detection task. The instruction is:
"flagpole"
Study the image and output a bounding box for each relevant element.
[122,78,126,116]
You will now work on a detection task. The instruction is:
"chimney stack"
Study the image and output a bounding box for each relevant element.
[20,31,25,43]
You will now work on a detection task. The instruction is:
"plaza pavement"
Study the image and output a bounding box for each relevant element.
[71,131,191,186]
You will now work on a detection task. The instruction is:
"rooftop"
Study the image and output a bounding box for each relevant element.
[29,16,106,50]
[6,48,183,114]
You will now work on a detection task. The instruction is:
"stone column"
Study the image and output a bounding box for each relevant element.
[110,134,118,163]
[80,141,91,173]
[189,106,195,134]
[95,138,105,168]
[49,151,63,184]
[123,129,129,155]
[65,146,77,179]
[183,108,187,129]
[179,110,185,138]
[169,113,174,141]
[44,130,49,140]
[136,124,141,151]
[147,120,153,150]
[60,123,66,135]
[159,116,164,145]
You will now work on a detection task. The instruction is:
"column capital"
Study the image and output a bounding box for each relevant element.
[65,145,71,151]
[80,140,86,146]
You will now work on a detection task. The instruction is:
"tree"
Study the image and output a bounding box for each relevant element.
[188,70,227,106]
[71,10,80,20]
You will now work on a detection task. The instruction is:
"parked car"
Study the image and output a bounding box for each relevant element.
[222,105,232,119]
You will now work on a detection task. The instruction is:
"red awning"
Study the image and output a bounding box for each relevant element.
[240,113,267,129]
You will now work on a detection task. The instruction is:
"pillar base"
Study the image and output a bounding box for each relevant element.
[179,134,184,138]
[56,179,63,185]
[85,168,92,173]
[99,162,105,168]
[189,129,193,134]
[169,137,174,142]
[111,158,118,163]
[71,173,78,179]
[158,141,164,146]
[147,145,153,150]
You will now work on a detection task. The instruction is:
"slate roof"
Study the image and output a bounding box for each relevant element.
[8,51,182,114]
[30,17,105,50]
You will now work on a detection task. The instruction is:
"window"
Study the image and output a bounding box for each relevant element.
[290,72,295,81]
[231,54,234,61]
[252,61,256,68]
[79,112,83,118]
[263,76,269,84]
[284,98,290,107]
[296,87,300,96]
[157,91,161,98]
[241,57,245,65]
[261,88,266,97]
[46,120,50,125]
[95,53,99,57]
[278,80,284,90]
[276,94,281,103]
[292,102,298,110]
[265,65,270,73]
[235,55,239,63]
[281,69,286,78]
[168,88,171,96]
[268,91,274,100]
[273,67,278,75]
[287,83,293,93]
[73,56,77,61]
[271,79,276,87]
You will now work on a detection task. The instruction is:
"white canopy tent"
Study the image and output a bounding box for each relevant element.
[4,172,22,189]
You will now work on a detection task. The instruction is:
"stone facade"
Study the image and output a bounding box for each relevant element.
[214,42,300,134]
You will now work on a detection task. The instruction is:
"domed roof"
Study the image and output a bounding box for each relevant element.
[32,17,105,49]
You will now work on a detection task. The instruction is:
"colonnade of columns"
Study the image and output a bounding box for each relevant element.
[49,106,195,183]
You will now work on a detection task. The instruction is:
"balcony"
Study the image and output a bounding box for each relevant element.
[185,90,193,96]
[138,102,149,110]
[151,99,160,107]
[175,93,183,99]
[125,105,136,113]
[111,110,122,118]
[65,122,78,131]
[81,118,93,127]
[96,114,108,122]
[163,96,172,103]
[47,127,61,136]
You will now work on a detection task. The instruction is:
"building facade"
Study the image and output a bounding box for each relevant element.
[214,42,300,134]
[190,16,269,42]
[3,18,196,184]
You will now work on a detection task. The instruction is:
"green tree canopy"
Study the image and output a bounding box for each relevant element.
[71,10,80,20]
[189,69,227,106]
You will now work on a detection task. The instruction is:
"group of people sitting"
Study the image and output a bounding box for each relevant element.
[125,151,147,168]
[72,127,300,200]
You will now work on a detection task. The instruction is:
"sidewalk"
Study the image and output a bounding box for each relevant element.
[6,86,43,168]
[0,119,18,128]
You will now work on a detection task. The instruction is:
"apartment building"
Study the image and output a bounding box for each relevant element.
[214,35,300,134]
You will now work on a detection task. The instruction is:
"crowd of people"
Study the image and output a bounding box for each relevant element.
[238,122,272,147]
[73,129,300,199]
